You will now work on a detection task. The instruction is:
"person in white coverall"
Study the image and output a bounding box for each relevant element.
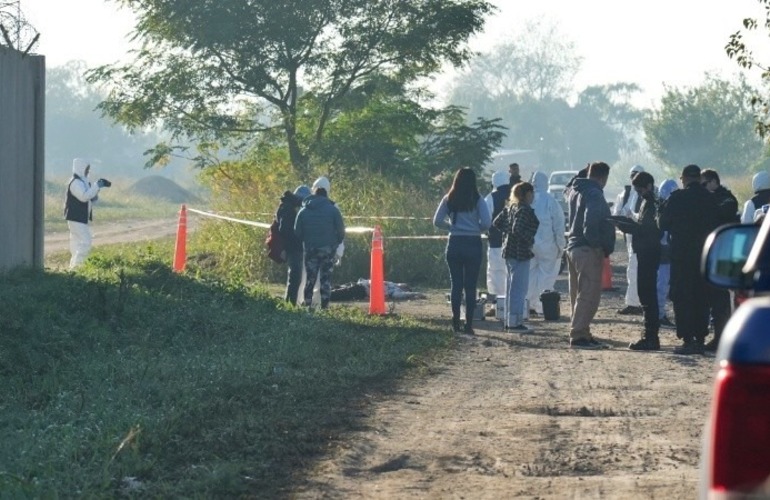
[63,158,111,270]
[527,171,565,315]
[741,171,770,223]
[613,164,645,314]
[484,170,511,299]
[656,178,678,328]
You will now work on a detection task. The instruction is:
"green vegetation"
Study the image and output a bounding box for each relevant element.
[0,245,450,497]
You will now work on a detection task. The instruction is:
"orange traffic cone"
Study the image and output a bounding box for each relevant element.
[601,256,614,291]
[369,225,386,315]
[172,204,187,273]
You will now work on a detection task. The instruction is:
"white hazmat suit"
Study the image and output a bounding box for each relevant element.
[741,171,770,223]
[613,164,645,309]
[527,172,565,314]
[484,170,511,297]
[64,158,102,270]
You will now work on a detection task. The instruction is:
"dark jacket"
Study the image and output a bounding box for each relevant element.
[658,182,719,261]
[276,191,304,253]
[711,185,740,225]
[566,178,615,256]
[487,184,511,248]
[630,192,662,254]
[294,194,345,250]
[493,203,539,260]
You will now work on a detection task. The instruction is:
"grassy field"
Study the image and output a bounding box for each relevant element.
[0,244,450,497]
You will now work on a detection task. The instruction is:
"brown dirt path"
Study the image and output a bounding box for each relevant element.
[292,253,714,499]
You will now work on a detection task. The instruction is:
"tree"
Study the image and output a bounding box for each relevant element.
[726,0,770,140]
[643,75,764,174]
[450,18,581,106]
[88,0,494,177]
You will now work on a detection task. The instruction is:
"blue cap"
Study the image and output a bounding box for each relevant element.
[294,185,311,200]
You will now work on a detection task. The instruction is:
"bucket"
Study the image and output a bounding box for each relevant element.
[449,293,485,321]
[539,290,561,321]
[495,296,529,321]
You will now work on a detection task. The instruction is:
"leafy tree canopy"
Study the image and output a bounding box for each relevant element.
[643,74,764,174]
[88,0,495,177]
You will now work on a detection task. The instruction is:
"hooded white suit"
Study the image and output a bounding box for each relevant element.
[64,158,101,269]
[613,165,645,308]
[527,172,565,313]
[484,170,510,296]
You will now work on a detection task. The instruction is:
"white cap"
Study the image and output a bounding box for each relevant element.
[752,171,770,192]
[630,164,645,175]
[491,170,508,188]
[312,176,331,193]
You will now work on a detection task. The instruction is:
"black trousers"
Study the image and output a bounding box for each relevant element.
[706,286,731,342]
[637,249,661,338]
[670,256,710,341]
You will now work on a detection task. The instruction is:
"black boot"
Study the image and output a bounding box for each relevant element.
[629,334,660,351]
[464,319,475,335]
[452,317,463,333]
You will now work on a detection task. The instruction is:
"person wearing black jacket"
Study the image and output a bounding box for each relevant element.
[658,164,720,355]
[277,185,311,304]
[701,168,739,352]
[611,172,663,351]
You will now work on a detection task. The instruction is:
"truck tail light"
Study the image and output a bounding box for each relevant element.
[709,364,770,496]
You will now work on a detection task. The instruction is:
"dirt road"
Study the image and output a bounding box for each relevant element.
[293,257,713,499]
[44,218,187,256]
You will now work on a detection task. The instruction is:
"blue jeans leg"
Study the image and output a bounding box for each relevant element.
[285,249,303,304]
[506,258,530,327]
[446,236,483,322]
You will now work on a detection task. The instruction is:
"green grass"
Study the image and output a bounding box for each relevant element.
[1,245,451,497]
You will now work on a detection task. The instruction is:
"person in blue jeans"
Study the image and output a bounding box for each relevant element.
[493,182,539,333]
[276,185,311,304]
[433,167,492,335]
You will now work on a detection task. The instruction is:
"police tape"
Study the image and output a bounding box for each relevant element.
[186,207,456,240]
[215,211,432,221]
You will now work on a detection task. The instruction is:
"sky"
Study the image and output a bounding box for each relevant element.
[16,0,769,106]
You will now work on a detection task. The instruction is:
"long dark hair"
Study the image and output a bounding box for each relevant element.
[447,167,480,213]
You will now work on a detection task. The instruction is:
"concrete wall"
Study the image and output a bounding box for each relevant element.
[0,47,45,271]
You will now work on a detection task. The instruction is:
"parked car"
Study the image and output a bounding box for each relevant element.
[547,170,579,205]
[699,217,770,498]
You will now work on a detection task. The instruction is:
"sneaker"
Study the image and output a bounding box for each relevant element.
[628,337,660,351]
[452,318,463,334]
[618,305,643,315]
[704,338,719,353]
[507,324,533,334]
[674,340,705,355]
[570,338,604,350]
[588,337,611,349]
[464,323,476,336]
[659,316,676,329]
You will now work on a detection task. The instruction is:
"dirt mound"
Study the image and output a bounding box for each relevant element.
[129,176,201,204]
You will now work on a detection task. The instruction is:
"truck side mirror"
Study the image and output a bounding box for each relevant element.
[702,224,759,289]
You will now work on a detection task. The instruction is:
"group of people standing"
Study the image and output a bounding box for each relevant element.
[432,160,767,355]
[275,176,345,310]
[432,163,565,336]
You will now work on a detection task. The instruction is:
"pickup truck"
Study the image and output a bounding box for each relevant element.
[699,214,770,498]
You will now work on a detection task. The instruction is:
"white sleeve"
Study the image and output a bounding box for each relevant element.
[484,194,494,216]
[549,198,566,250]
[741,200,756,224]
[69,178,100,203]
[336,240,345,258]
[613,192,624,216]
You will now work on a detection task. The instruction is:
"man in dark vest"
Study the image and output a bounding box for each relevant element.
[484,170,512,314]
[63,158,111,269]
[658,164,719,355]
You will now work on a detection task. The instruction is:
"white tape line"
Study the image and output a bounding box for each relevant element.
[186,208,481,239]
[187,208,271,229]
